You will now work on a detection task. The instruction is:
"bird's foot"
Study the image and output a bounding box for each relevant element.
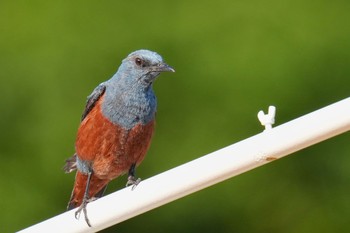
[126,175,141,190]
[75,197,97,227]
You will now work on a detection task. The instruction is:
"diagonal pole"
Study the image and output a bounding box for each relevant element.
[19,97,350,233]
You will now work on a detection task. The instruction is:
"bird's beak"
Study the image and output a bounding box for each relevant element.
[150,62,175,73]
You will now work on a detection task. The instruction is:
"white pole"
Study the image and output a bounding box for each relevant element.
[19,97,350,233]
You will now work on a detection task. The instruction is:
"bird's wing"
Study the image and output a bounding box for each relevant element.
[81,83,106,121]
[63,153,77,173]
[63,83,106,173]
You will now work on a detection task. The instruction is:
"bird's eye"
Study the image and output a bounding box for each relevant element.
[135,58,143,66]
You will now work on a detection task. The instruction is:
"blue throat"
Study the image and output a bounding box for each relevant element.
[101,79,157,129]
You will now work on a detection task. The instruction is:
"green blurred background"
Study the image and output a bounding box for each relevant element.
[1,0,349,232]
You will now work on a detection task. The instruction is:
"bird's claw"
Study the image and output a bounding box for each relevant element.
[126,176,141,190]
[74,197,97,227]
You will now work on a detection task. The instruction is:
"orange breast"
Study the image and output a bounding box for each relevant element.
[75,94,155,180]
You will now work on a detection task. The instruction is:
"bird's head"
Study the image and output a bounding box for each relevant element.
[116,49,175,88]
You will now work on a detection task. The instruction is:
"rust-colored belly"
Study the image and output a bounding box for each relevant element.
[75,95,155,180]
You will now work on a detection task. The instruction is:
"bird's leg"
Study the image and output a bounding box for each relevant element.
[75,170,93,227]
[126,163,141,190]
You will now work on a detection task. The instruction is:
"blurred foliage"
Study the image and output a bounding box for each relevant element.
[0,0,349,232]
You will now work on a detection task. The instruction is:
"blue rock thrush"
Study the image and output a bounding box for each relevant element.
[64,49,175,226]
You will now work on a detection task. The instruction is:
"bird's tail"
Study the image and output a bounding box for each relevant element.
[67,171,109,210]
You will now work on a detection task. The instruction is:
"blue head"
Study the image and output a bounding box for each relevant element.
[111,49,174,90]
[103,49,174,128]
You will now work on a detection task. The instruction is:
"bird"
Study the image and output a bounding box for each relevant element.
[63,49,175,226]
